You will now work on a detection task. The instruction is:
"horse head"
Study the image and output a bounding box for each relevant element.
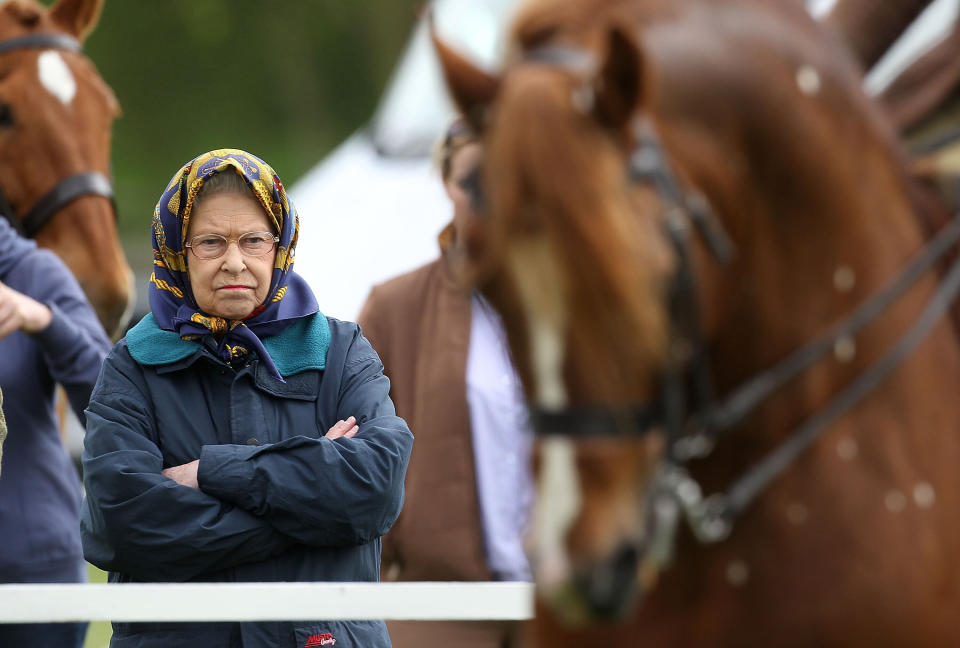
[435,0,950,634]
[435,5,679,624]
[0,0,131,337]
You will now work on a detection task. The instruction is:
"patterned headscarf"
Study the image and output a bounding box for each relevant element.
[149,148,318,380]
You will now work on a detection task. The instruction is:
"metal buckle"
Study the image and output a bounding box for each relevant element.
[655,463,732,545]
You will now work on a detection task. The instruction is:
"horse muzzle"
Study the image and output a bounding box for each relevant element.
[536,538,660,627]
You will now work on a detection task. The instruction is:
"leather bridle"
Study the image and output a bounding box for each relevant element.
[628,119,960,557]
[0,33,115,238]
[515,44,960,559]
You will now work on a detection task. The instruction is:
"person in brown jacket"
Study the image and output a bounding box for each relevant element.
[358,119,533,648]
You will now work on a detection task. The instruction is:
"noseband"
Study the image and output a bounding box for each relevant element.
[0,33,115,238]
[520,44,960,556]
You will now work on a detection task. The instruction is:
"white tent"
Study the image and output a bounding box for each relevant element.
[290,0,518,322]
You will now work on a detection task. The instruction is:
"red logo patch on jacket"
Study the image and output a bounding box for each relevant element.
[305,632,336,647]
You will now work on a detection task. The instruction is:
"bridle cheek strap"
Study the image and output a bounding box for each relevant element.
[0,33,116,238]
[21,171,114,238]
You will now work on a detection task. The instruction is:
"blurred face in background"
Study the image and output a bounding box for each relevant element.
[186,192,277,320]
[443,141,482,250]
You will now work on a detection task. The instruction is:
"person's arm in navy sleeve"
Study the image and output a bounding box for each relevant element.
[0,250,111,424]
[197,327,414,548]
[81,346,295,582]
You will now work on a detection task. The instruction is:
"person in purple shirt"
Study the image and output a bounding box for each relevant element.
[0,216,112,648]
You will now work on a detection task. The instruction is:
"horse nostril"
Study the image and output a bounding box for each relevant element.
[577,542,642,620]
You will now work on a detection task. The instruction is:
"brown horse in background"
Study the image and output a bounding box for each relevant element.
[0,0,130,337]
[435,0,960,645]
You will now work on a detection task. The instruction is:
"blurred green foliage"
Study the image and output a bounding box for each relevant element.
[80,1,421,252]
[84,564,109,648]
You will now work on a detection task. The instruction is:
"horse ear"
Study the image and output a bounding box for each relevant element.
[49,0,104,42]
[430,15,501,132]
[592,24,646,131]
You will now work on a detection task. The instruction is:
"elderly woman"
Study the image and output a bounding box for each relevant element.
[81,149,412,648]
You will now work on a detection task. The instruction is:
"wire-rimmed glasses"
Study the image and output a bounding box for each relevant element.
[185,231,279,260]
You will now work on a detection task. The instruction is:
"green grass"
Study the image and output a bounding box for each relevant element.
[83,564,112,648]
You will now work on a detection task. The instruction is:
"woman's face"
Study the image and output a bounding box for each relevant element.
[443,142,482,243]
[186,191,276,320]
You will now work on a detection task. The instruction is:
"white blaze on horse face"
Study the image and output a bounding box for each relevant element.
[505,237,568,409]
[531,437,582,591]
[38,52,77,106]
[530,317,567,409]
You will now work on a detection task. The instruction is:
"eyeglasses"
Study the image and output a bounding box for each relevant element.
[185,231,279,260]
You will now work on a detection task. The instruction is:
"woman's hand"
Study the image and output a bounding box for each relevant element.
[0,280,52,340]
[162,460,200,489]
[325,415,359,440]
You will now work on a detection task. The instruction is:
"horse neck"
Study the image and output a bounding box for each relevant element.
[652,21,960,435]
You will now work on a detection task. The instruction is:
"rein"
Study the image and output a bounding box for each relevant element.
[0,33,115,238]
[643,124,960,548]
[519,43,960,555]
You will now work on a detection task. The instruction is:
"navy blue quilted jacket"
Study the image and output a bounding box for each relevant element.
[81,313,412,648]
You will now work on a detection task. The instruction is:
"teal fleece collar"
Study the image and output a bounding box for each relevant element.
[126,311,330,375]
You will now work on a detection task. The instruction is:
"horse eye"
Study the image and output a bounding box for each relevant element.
[0,102,14,128]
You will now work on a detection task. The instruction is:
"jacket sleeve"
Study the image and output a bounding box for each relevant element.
[197,327,414,548]
[81,347,295,582]
[27,250,111,424]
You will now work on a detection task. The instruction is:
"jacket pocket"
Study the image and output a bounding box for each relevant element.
[293,620,391,648]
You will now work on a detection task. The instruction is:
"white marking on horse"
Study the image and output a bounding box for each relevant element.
[531,437,582,590]
[884,489,907,513]
[833,336,856,363]
[836,437,858,461]
[833,266,856,293]
[786,502,809,525]
[796,65,821,96]
[529,318,567,409]
[913,482,936,508]
[38,51,76,106]
[506,237,569,409]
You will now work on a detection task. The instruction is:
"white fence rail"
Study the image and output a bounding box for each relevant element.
[0,582,534,623]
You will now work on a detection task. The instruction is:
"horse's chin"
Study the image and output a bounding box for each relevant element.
[536,549,660,627]
[80,269,135,339]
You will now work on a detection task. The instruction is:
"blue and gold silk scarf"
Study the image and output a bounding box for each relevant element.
[149,148,318,380]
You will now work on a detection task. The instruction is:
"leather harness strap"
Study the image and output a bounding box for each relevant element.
[0,33,115,238]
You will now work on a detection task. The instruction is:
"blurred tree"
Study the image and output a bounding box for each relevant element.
[76,1,421,256]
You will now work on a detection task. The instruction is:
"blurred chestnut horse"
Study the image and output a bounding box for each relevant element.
[0,0,130,337]
[435,0,960,645]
